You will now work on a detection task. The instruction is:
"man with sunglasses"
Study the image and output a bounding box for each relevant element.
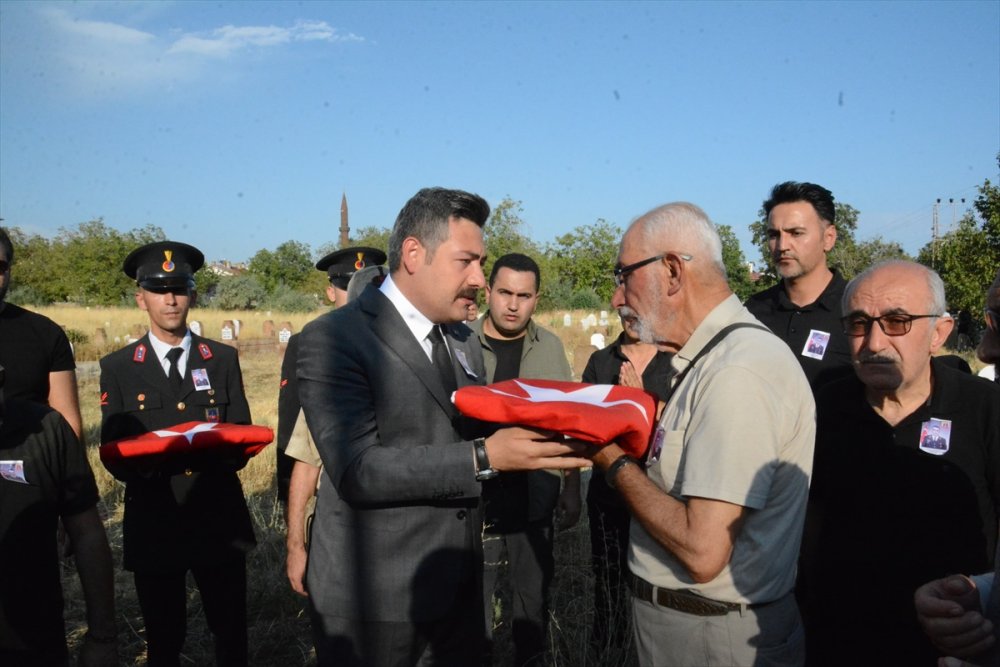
[99,241,255,666]
[800,260,1000,666]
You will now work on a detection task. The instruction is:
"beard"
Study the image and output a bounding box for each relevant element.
[618,279,667,346]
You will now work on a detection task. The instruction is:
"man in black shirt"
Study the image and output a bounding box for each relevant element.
[801,260,1000,666]
[745,182,852,389]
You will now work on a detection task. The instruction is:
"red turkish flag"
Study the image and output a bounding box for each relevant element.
[100,421,274,464]
[453,379,657,457]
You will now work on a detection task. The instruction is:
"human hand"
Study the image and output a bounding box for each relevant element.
[286,545,309,597]
[590,442,626,471]
[619,361,642,389]
[914,574,994,658]
[554,481,582,531]
[485,427,592,472]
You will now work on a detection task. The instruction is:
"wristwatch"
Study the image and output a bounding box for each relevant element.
[473,437,499,481]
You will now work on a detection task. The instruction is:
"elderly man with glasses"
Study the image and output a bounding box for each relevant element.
[799,260,1000,667]
[591,202,816,667]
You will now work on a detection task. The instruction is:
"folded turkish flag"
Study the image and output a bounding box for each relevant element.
[100,421,274,464]
[453,379,657,457]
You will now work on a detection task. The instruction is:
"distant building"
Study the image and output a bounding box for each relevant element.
[207,260,248,277]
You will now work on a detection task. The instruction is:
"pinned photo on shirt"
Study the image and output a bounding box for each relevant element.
[801,329,830,360]
[918,418,952,456]
[191,368,212,391]
[647,425,666,465]
[454,349,478,380]
[0,460,27,484]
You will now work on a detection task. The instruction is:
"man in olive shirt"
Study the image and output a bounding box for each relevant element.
[470,253,578,666]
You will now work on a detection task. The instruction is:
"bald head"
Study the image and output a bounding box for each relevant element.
[629,202,728,283]
[842,260,952,397]
[612,202,732,351]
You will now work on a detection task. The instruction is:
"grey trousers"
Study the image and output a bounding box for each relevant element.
[632,591,804,667]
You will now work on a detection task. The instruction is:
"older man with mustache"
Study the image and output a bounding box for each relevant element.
[799,260,1000,667]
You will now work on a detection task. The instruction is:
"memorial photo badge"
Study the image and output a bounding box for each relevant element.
[918,417,951,455]
[801,329,830,360]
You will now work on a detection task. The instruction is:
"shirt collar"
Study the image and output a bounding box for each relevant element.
[379,273,436,345]
[147,330,192,361]
[671,294,745,375]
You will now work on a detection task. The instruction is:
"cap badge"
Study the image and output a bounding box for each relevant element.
[162,250,176,273]
[354,252,365,270]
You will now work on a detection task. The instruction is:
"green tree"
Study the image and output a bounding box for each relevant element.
[49,220,165,305]
[545,219,622,305]
[716,224,755,301]
[248,241,314,293]
[918,212,997,315]
[349,226,392,253]
[972,169,1000,259]
[482,198,542,279]
[213,274,267,310]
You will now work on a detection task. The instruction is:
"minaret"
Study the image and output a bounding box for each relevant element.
[339,193,350,248]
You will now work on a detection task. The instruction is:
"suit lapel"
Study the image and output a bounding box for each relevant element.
[361,289,459,416]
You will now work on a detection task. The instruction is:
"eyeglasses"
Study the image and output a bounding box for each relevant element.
[613,252,693,287]
[0,260,9,273]
[841,313,941,337]
[986,308,1000,333]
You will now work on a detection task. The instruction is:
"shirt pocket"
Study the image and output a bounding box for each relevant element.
[648,429,687,496]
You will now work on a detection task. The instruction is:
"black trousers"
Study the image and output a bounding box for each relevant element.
[587,497,633,654]
[133,555,248,667]
[309,574,484,667]
[482,520,554,667]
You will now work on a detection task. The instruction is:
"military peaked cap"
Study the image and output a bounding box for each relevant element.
[315,246,387,290]
[124,241,204,290]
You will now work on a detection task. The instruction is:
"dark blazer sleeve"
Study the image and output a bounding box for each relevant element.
[298,306,482,507]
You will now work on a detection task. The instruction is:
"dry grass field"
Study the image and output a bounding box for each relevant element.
[44,305,629,666]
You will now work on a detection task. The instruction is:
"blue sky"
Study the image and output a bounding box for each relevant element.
[1,0,997,266]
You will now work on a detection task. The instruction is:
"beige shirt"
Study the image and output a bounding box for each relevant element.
[629,295,816,604]
[286,409,322,469]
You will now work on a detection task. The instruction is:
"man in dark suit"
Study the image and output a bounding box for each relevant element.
[297,187,589,667]
[99,241,255,667]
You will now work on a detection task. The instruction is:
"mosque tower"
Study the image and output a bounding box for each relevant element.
[339,193,350,248]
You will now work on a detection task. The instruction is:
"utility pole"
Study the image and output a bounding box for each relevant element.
[932,199,940,269]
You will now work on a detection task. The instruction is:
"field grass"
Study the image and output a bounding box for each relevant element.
[50,305,629,666]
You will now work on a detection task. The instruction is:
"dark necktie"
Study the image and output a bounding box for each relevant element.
[166,347,184,391]
[428,325,457,397]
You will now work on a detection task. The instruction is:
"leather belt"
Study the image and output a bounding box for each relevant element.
[628,572,765,617]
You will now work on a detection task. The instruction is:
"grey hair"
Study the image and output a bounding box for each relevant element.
[842,260,947,315]
[628,202,726,278]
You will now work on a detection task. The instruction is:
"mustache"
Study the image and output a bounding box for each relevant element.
[458,289,478,301]
[618,306,638,320]
[856,352,898,365]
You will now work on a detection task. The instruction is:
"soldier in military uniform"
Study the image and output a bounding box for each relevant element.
[275,246,387,505]
[278,247,386,597]
[99,241,255,667]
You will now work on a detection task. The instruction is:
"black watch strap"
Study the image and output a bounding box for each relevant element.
[605,454,638,489]
[474,437,499,480]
